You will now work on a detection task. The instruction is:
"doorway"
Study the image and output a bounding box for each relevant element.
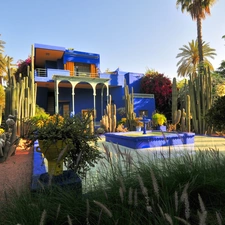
[59,102,70,117]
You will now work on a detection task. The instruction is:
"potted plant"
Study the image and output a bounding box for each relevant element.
[152,113,167,131]
[134,117,143,131]
[25,111,102,187]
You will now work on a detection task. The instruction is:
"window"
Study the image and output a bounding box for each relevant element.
[75,63,91,76]
[139,110,148,117]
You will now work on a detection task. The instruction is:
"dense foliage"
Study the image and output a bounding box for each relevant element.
[215,60,225,77]
[205,95,225,132]
[140,71,172,119]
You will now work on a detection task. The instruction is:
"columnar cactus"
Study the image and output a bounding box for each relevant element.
[172,78,178,125]
[173,109,181,127]
[5,56,37,137]
[124,79,136,130]
[181,109,186,132]
[186,95,191,132]
[100,95,117,132]
[188,68,212,134]
[172,78,192,132]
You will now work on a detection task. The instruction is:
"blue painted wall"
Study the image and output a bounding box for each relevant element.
[134,97,155,118]
[125,73,144,93]
[36,87,49,110]
[63,50,100,71]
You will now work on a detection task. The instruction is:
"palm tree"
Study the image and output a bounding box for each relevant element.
[176,39,216,79]
[176,0,217,67]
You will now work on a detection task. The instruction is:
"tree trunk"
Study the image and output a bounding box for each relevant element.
[196,16,204,72]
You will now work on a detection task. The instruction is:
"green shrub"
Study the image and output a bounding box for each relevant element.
[205,95,225,132]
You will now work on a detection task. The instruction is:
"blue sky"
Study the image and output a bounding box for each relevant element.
[1,0,224,79]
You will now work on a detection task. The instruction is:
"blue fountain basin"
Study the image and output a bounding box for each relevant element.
[105,131,195,149]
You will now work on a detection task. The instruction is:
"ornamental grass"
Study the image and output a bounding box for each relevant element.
[0,144,225,225]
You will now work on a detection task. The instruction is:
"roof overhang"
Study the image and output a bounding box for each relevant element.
[34,43,65,68]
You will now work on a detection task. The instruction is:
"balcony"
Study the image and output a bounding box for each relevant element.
[35,68,100,81]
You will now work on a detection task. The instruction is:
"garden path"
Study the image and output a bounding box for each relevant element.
[0,140,33,203]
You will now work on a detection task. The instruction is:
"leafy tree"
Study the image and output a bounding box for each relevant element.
[210,72,225,103]
[176,39,216,79]
[215,60,225,77]
[176,0,217,68]
[205,95,225,132]
[140,70,172,119]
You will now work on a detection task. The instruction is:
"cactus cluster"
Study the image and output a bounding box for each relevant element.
[124,79,136,131]
[4,53,37,137]
[171,78,191,132]
[187,68,212,134]
[100,95,117,132]
[171,67,211,134]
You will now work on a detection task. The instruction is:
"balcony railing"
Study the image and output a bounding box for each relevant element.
[35,68,100,78]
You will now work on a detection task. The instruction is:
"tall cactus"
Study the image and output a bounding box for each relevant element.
[173,109,181,127]
[124,79,136,131]
[186,95,191,132]
[172,77,178,125]
[5,55,37,137]
[172,78,191,132]
[188,68,212,134]
[100,95,117,132]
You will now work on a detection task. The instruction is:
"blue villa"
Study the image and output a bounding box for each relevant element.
[33,43,155,123]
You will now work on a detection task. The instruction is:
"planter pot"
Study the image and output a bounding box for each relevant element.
[136,126,142,131]
[156,125,167,132]
[37,139,72,176]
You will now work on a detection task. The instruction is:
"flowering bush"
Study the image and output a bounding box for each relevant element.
[14,56,31,82]
[141,70,172,118]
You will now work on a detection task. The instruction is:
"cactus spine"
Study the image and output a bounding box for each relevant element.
[124,79,136,131]
[100,95,117,132]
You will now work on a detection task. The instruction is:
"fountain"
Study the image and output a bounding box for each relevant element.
[140,114,151,134]
[105,114,195,149]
